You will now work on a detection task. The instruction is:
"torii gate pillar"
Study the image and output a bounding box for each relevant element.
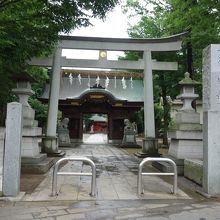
[42,47,64,156]
[142,50,158,155]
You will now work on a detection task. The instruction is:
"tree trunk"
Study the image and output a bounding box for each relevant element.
[0,104,6,126]
[162,95,170,146]
[187,41,194,79]
[187,41,197,110]
[160,74,170,146]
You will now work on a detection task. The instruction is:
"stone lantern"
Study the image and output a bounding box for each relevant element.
[13,75,34,107]
[166,72,203,175]
[12,72,53,173]
[12,74,37,127]
[177,72,199,112]
[173,72,201,128]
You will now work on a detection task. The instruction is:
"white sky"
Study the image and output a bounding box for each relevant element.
[62,3,129,61]
[72,4,129,38]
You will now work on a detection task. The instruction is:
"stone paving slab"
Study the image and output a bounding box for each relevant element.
[0,192,26,202]
[0,200,220,219]
[20,144,190,202]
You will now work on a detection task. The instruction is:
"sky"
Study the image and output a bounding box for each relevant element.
[71,4,129,38]
[62,3,129,61]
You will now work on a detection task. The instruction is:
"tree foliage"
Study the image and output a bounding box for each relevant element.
[163,0,220,75]
[0,0,118,125]
[122,0,220,144]
[28,67,49,128]
[124,0,220,74]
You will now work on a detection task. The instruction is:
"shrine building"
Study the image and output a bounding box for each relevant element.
[40,69,144,143]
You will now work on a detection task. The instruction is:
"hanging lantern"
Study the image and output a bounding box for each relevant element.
[78,74,82,85]
[69,73,73,85]
[105,76,109,89]
[122,77,127,89]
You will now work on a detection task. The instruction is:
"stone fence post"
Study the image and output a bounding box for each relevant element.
[2,102,22,196]
[203,44,220,195]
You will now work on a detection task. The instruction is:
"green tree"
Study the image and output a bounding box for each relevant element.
[28,67,49,128]
[122,3,184,145]
[123,0,220,144]
[159,0,219,80]
[124,0,220,75]
[0,0,118,125]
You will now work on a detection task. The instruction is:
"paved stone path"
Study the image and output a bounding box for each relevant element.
[1,140,220,219]
[21,144,189,201]
[0,199,220,219]
[83,133,108,144]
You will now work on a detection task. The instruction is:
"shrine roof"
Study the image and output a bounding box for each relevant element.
[41,76,144,102]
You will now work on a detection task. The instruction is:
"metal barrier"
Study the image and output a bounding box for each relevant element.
[137,157,177,195]
[52,157,96,197]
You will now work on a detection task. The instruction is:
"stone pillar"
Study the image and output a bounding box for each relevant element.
[203,44,220,195]
[43,47,64,155]
[3,102,22,196]
[142,50,157,155]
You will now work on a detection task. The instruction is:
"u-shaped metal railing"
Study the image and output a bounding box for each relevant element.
[52,157,96,197]
[137,157,177,195]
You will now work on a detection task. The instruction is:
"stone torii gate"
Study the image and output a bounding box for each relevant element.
[29,33,186,155]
